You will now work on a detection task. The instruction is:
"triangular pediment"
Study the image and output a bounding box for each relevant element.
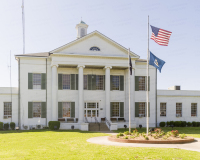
[50,31,140,59]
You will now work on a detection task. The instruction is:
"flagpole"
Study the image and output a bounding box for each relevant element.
[128,48,131,133]
[146,16,149,135]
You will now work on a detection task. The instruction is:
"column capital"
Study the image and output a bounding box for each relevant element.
[51,64,59,68]
[104,66,112,70]
[77,65,85,69]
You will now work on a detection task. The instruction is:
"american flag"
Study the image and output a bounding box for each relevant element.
[150,25,172,46]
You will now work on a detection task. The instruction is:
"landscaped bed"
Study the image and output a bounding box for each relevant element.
[109,128,194,144]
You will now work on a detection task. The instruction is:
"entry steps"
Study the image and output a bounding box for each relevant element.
[89,123,110,131]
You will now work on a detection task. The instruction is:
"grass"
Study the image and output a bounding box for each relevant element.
[0,129,199,159]
[115,127,200,138]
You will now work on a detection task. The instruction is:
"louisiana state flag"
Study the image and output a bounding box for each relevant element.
[149,52,165,73]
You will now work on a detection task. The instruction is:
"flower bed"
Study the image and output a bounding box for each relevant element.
[109,128,194,144]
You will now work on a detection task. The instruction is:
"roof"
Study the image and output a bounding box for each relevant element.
[80,20,86,24]
[15,52,49,57]
[50,30,140,58]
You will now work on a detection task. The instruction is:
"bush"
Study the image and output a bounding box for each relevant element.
[48,121,60,130]
[170,121,174,126]
[10,122,15,130]
[159,122,165,127]
[174,121,181,127]
[197,122,200,127]
[166,121,170,126]
[187,122,192,127]
[0,122,3,130]
[192,121,197,127]
[181,121,186,127]
[4,123,9,130]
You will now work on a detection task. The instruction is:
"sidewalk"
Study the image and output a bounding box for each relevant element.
[87,136,200,152]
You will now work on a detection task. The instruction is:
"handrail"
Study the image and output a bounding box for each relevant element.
[94,117,100,131]
[105,117,111,130]
[85,117,89,123]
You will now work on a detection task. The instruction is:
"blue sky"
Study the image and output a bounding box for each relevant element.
[0,0,200,90]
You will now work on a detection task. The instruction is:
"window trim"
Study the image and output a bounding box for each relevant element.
[62,74,71,90]
[32,102,42,118]
[111,75,120,91]
[4,102,12,119]
[176,103,182,117]
[32,73,42,90]
[160,102,167,117]
[191,103,197,117]
[62,102,71,118]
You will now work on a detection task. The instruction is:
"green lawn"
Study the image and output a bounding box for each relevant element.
[115,127,200,138]
[0,129,199,160]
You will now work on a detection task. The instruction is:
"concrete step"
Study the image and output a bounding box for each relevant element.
[89,123,110,131]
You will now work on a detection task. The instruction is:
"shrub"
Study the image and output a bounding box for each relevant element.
[124,131,130,135]
[159,122,165,127]
[0,122,3,130]
[116,135,119,138]
[187,122,192,127]
[197,122,200,127]
[181,121,186,127]
[167,121,170,126]
[4,123,9,130]
[48,121,60,130]
[117,132,123,136]
[170,121,174,126]
[124,136,128,139]
[10,122,15,130]
[180,134,186,139]
[145,136,149,140]
[171,130,179,137]
[192,121,197,127]
[174,121,181,127]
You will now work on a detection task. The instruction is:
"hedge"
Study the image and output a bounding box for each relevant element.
[181,121,187,127]
[187,122,192,127]
[4,123,9,130]
[192,121,197,127]
[174,121,181,127]
[48,121,60,130]
[170,121,174,126]
[10,122,15,130]
[166,121,170,126]
[197,122,200,127]
[0,122,3,130]
[159,122,165,127]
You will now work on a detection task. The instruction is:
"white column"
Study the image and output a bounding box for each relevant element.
[51,65,58,121]
[78,65,85,123]
[104,66,112,120]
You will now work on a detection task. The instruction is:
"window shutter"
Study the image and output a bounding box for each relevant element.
[28,102,33,118]
[71,102,75,118]
[135,102,139,117]
[58,102,63,118]
[71,74,75,90]
[58,74,63,90]
[145,102,150,117]
[120,102,124,117]
[88,75,92,90]
[135,76,139,91]
[92,75,96,90]
[120,76,124,91]
[145,76,150,91]
[76,74,78,90]
[110,75,113,90]
[41,73,46,90]
[110,102,113,117]
[103,75,105,90]
[28,73,33,89]
[41,102,46,118]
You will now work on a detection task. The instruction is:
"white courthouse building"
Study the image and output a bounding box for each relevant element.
[0,21,199,131]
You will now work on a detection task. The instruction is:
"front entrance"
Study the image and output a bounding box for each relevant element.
[84,102,99,123]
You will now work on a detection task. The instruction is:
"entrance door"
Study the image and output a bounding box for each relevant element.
[84,102,99,123]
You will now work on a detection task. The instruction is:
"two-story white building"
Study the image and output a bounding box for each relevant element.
[0,21,199,130]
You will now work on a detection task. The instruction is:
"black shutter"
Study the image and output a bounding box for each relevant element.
[28,102,33,118]
[71,102,75,118]
[41,102,46,118]
[135,76,139,91]
[58,102,63,118]
[120,102,124,117]
[76,74,78,90]
[41,73,46,90]
[110,102,113,117]
[58,74,63,90]
[120,76,124,91]
[103,75,105,90]
[92,75,96,90]
[71,74,75,90]
[88,75,92,90]
[28,73,33,89]
[110,75,113,90]
[135,102,139,117]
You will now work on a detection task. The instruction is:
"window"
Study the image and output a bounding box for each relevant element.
[33,73,41,89]
[90,47,100,51]
[176,103,182,117]
[96,75,104,90]
[84,75,87,89]
[139,102,145,117]
[63,74,70,89]
[4,102,12,119]
[160,103,166,117]
[112,102,119,117]
[191,103,197,117]
[33,102,41,118]
[112,76,119,90]
[63,102,71,117]
[81,28,85,37]
[139,76,145,91]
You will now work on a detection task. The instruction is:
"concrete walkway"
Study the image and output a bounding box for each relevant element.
[87,136,200,152]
